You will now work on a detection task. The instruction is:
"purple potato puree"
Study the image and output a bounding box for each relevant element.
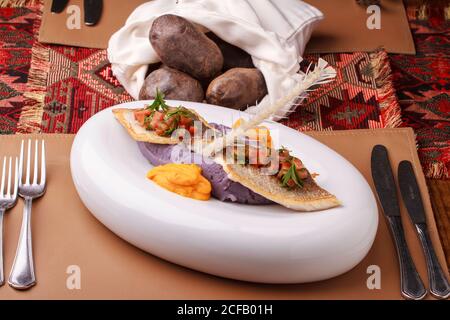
[137,124,273,204]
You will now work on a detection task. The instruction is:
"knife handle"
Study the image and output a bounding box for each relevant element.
[386,215,427,300]
[84,0,102,26]
[415,223,450,299]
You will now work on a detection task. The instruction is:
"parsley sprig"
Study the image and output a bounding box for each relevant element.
[281,161,304,188]
[146,89,169,112]
[165,106,194,120]
[163,107,195,136]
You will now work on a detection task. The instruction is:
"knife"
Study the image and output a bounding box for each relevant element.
[398,160,450,299]
[84,0,103,26]
[50,0,69,13]
[371,145,427,300]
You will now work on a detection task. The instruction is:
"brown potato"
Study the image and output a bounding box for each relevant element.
[145,62,162,77]
[149,14,223,80]
[139,66,204,102]
[206,32,254,71]
[206,68,267,110]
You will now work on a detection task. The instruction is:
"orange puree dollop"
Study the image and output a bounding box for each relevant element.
[232,118,272,148]
[147,164,211,201]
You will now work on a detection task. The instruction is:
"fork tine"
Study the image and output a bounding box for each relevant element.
[32,140,38,185]
[25,139,31,185]
[0,156,5,196]
[19,140,24,185]
[40,140,46,186]
[6,157,12,198]
[13,157,18,199]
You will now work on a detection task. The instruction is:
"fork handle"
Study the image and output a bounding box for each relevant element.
[8,197,35,289]
[0,209,4,286]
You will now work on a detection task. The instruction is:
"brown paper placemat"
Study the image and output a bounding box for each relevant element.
[39,0,415,54]
[304,0,416,54]
[38,0,148,49]
[0,128,447,299]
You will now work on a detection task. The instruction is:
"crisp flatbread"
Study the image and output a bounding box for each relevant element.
[112,108,212,144]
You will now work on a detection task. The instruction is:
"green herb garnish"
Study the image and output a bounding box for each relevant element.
[146,89,169,112]
[281,162,303,188]
[165,106,194,120]
[164,127,178,136]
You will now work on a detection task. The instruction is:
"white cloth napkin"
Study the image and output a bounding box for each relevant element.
[107,0,323,118]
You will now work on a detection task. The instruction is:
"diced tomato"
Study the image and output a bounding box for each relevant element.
[150,118,159,130]
[188,126,195,136]
[281,162,291,170]
[153,111,164,122]
[278,150,290,163]
[297,168,308,179]
[158,122,169,131]
[134,110,151,126]
[293,158,303,169]
[180,116,193,126]
[165,116,176,126]
[286,179,296,188]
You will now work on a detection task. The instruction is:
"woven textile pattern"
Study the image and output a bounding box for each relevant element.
[283,51,401,131]
[0,2,446,179]
[390,2,450,178]
[41,46,132,133]
[0,6,37,133]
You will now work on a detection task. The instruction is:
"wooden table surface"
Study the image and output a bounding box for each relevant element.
[428,179,450,271]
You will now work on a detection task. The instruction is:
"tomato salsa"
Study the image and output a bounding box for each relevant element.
[134,90,197,137]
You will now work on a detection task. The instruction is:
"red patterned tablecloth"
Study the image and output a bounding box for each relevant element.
[0,1,448,179]
[0,0,448,273]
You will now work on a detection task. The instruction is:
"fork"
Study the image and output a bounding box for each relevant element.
[8,140,46,290]
[0,156,19,286]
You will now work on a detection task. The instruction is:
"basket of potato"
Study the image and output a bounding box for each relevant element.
[140,14,268,111]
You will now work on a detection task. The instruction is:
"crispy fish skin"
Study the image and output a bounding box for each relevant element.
[112,108,212,145]
[219,158,341,211]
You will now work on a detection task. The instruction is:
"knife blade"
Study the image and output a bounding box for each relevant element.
[398,161,426,224]
[371,145,401,217]
[398,160,450,299]
[50,0,70,14]
[84,0,103,26]
[371,145,426,300]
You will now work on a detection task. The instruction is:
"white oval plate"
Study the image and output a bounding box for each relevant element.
[70,100,378,284]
